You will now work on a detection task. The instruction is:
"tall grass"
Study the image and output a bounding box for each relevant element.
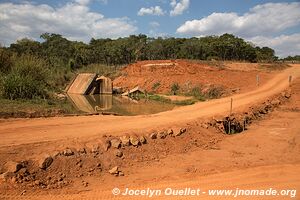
[2,55,50,100]
[205,86,224,99]
[186,86,206,101]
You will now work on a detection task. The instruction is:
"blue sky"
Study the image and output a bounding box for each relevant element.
[0,0,299,57]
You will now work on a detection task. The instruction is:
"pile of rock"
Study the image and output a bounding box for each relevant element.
[0,126,189,189]
[109,135,148,149]
[149,128,186,139]
[109,166,124,176]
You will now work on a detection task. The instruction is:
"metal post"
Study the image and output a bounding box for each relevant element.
[230,98,233,115]
[289,75,292,87]
[228,98,233,134]
[256,75,260,87]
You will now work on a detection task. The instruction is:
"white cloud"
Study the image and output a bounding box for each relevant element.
[170,0,189,16]
[75,0,91,5]
[149,21,165,37]
[75,0,108,5]
[149,30,168,38]
[149,21,160,28]
[137,6,165,16]
[0,1,137,45]
[177,2,300,37]
[249,34,300,58]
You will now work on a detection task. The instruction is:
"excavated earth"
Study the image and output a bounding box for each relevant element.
[113,60,279,94]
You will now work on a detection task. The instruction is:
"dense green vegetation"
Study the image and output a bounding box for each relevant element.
[0,32,284,105]
[282,55,300,62]
[2,55,50,100]
[3,33,278,69]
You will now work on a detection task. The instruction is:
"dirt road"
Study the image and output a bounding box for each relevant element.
[2,164,298,199]
[0,65,299,147]
[1,77,300,199]
[0,65,299,200]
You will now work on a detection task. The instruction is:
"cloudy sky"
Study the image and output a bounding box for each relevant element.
[0,0,299,57]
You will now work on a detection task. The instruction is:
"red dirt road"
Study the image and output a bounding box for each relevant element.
[1,77,300,199]
[0,65,299,147]
[0,65,300,200]
[2,164,298,199]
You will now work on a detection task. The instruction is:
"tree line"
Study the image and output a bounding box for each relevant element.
[282,55,300,62]
[3,33,278,69]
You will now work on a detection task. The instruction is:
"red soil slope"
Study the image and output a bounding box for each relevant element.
[113,60,275,94]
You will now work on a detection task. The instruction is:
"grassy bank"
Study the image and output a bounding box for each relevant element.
[146,94,198,106]
[0,98,79,118]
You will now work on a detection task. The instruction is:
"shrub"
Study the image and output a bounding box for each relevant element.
[3,73,48,100]
[0,73,4,93]
[189,86,205,101]
[206,86,224,99]
[0,48,13,73]
[2,55,50,99]
[48,69,74,89]
[12,54,49,82]
[152,82,161,91]
[171,83,180,95]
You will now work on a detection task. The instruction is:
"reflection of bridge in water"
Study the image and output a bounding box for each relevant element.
[67,94,176,115]
[67,94,113,113]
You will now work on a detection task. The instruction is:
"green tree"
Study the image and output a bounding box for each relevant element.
[256,46,276,62]
[0,48,13,73]
[40,33,75,66]
[9,38,41,56]
[283,55,300,61]
[7,32,278,70]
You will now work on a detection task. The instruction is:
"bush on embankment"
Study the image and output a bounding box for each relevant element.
[1,55,50,100]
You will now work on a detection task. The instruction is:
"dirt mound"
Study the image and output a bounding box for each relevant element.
[113,60,275,94]
[0,125,223,193]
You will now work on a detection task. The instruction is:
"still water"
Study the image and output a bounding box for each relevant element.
[67,94,176,116]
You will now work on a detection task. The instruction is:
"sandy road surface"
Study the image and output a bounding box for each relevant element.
[2,165,298,200]
[0,65,299,147]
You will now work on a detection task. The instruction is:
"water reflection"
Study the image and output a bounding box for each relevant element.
[67,94,112,113]
[67,94,175,116]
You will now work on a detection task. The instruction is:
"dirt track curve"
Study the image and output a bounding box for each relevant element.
[0,65,299,147]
